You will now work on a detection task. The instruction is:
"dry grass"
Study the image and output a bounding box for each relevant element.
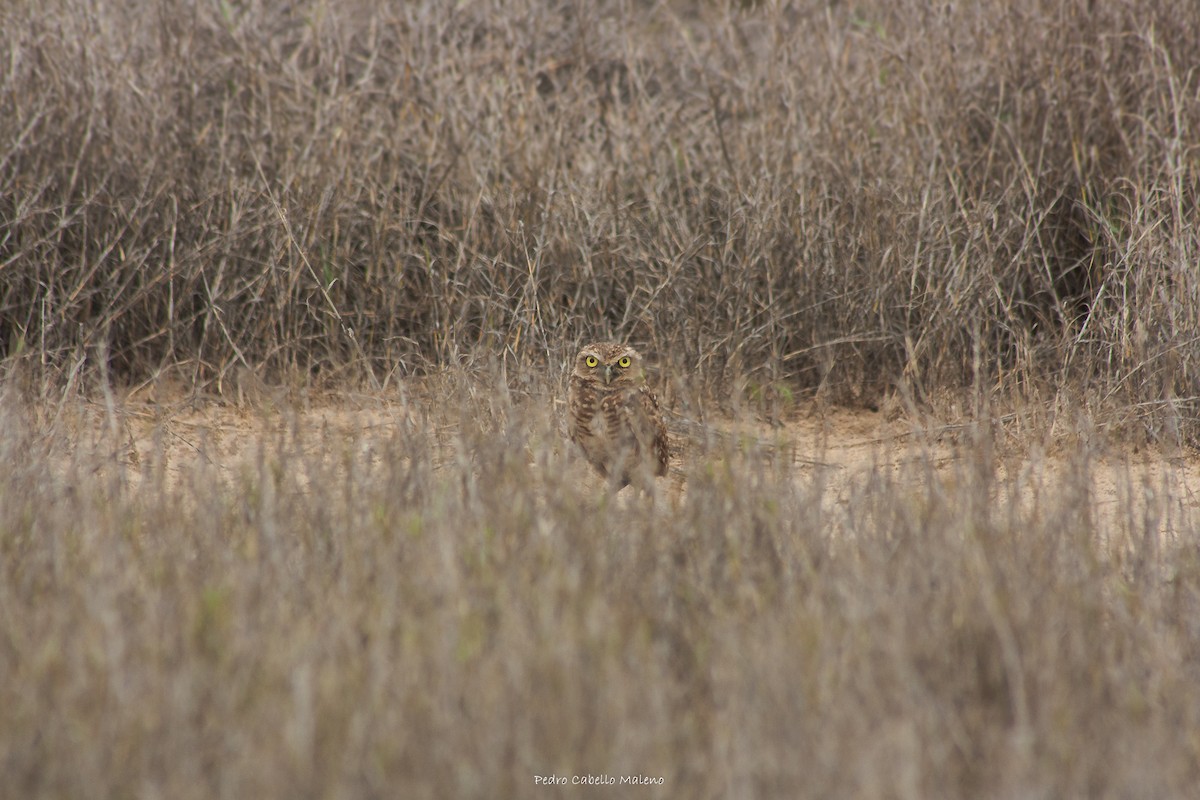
[4,0,1200,797]
[2,0,1198,436]
[3,378,1200,799]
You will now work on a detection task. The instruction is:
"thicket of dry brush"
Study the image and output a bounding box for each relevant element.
[3,383,1200,798]
[2,0,1199,436]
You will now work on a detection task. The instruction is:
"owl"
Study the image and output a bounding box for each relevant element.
[567,342,669,489]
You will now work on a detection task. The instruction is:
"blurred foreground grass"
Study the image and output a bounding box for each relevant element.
[2,377,1198,799]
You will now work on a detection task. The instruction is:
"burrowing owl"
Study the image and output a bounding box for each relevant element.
[567,342,669,488]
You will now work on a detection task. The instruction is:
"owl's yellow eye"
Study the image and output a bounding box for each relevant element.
[618,356,631,368]
[585,356,598,368]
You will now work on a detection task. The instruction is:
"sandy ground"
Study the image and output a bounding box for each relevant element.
[37,392,1200,551]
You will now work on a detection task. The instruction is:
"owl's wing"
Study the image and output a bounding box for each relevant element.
[631,386,670,477]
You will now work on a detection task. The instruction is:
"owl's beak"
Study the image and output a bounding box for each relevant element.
[604,364,614,384]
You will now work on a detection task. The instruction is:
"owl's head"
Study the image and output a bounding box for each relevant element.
[572,342,645,387]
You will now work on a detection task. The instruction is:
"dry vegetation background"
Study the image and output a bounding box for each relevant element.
[3,0,1200,797]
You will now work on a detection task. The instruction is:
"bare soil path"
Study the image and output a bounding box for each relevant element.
[43,394,1200,555]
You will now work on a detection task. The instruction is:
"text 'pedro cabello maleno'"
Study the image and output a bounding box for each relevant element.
[534,774,665,786]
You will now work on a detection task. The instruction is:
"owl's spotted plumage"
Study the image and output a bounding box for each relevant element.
[567,342,669,489]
